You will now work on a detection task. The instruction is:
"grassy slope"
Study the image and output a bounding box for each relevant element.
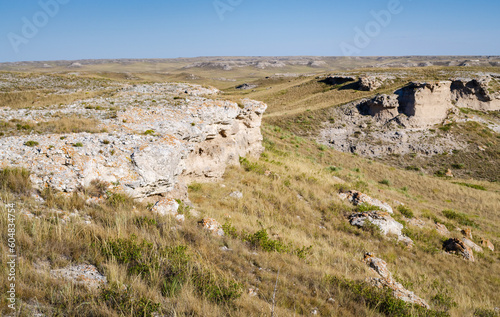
[1,125,499,316]
[0,69,499,316]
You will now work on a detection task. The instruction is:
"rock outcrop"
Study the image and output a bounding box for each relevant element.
[339,190,393,213]
[358,76,389,91]
[0,83,267,199]
[323,75,357,86]
[443,238,475,262]
[357,94,399,122]
[451,77,500,111]
[50,264,107,289]
[349,211,413,247]
[396,81,454,127]
[363,253,430,309]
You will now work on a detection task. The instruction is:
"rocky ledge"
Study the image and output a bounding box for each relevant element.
[0,83,267,199]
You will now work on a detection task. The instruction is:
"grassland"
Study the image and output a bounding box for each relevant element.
[1,64,499,316]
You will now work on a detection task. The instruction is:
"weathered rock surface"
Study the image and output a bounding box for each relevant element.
[323,75,357,86]
[0,83,267,199]
[396,81,454,127]
[451,77,500,111]
[435,223,451,236]
[358,76,392,91]
[443,238,475,262]
[357,94,399,122]
[339,190,393,214]
[480,238,495,252]
[50,264,107,289]
[462,238,483,253]
[152,197,179,216]
[461,228,473,239]
[236,83,258,90]
[199,218,224,236]
[363,253,430,309]
[349,211,413,247]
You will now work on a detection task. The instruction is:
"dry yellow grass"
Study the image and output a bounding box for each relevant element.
[1,125,498,316]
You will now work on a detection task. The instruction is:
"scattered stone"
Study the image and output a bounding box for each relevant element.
[349,211,413,247]
[406,218,426,228]
[229,191,243,199]
[480,238,495,252]
[236,83,258,90]
[175,214,185,222]
[199,218,224,236]
[462,238,483,253]
[339,190,393,213]
[445,169,454,177]
[358,76,387,91]
[443,238,475,262]
[311,308,319,315]
[363,253,430,309]
[152,198,179,216]
[461,228,473,239]
[435,223,450,236]
[327,297,336,304]
[248,287,258,297]
[50,264,107,289]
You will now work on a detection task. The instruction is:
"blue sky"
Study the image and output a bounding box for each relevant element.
[1,0,499,62]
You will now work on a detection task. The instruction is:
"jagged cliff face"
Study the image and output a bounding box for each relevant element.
[451,77,500,111]
[0,83,267,198]
[396,81,453,127]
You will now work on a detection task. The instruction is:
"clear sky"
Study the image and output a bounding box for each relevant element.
[1,0,499,62]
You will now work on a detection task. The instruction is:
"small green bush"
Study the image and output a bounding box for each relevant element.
[73,142,83,147]
[379,179,391,186]
[24,140,39,147]
[144,129,155,135]
[453,182,486,191]
[442,209,478,228]
[397,205,414,218]
[101,283,161,316]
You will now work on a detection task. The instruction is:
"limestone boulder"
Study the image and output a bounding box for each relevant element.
[480,238,495,252]
[363,253,430,309]
[339,190,393,214]
[443,238,475,262]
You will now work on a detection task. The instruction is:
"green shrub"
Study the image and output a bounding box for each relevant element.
[379,179,391,186]
[356,204,381,213]
[473,308,498,317]
[191,270,242,303]
[239,157,266,174]
[244,228,290,253]
[397,205,414,218]
[222,222,238,239]
[325,276,449,317]
[431,292,458,312]
[106,192,133,208]
[453,182,486,191]
[73,142,83,147]
[406,165,421,171]
[327,166,342,172]
[134,216,157,227]
[24,140,39,147]
[144,129,155,135]
[0,167,31,195]
[442,210,478,228]
[101,283,161,316]
[188,183,202,192]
